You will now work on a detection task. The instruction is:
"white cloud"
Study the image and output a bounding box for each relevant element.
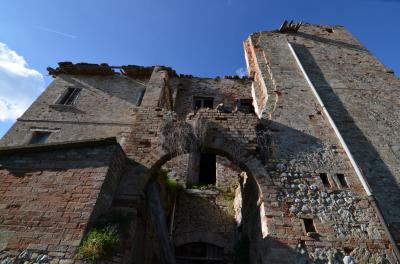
[0,42,44,121]
[236,67,248,78]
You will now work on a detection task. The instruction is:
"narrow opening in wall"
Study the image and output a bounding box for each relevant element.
[56,87,81,105]
[344,247,353,255]
[302,218,316,234]
[337,174,348,188]
[193,97,214,110]
[325,28,334,33]
[319,173,331,188]
[137,90,145,106]
[308,114,315,120]
[199,153,216,185]
[29,131,51,144]
[236,98,255,114]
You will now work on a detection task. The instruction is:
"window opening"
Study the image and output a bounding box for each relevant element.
[236,99,255,114]
[193,97,213,110]
[337,174,348,188]
[199,153,216,185]
[29,131,51,144]
[302,218,316,233]
[137,90,145,106]
[56,88,81,105]
[319,173,331,188]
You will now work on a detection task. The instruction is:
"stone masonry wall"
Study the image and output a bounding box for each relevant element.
[0,140,126,264]
[1,74,143,146]
[1,23,398,263]
[123,107,259,167]
[173,190,238,263]
[288,25,400,243]
[171,77,253,117]
[244,24,397,263]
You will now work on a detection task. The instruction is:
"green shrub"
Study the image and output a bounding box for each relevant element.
[165,176,177,191]
[76,225,120,261]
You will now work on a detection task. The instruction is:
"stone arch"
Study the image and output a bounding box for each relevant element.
[142,120,274,264]
[147,129,274,238]
[150,131,273,188]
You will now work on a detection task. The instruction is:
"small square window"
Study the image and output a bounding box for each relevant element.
[56,88,81,105]
[236,99,255,114]
[319,173,331,188]
[29,131,51,144]
[302,218,317,235]
[193,97,213,110]
[337,174,348,188]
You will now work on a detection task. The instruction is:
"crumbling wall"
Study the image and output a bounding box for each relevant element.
[170,77,253,117]
[172,190,237,262]
[123,107,259,167]
[162,154,190,187]
[244,24,397,263]
[1,74,143,146]
[0,140,126,264]
[288,25,400,243]
[216,156,241,191]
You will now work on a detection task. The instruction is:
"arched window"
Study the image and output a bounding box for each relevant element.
[175,242,223,263]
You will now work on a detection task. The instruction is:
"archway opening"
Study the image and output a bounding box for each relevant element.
[146,148,264,264]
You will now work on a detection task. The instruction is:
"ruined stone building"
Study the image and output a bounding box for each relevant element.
[0,23,399,264]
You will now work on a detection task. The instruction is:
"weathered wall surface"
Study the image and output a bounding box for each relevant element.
[123,107,259,167]
[161,154,243,262]
[162,154,241,191]
[0,23,399,264]
[288,25,400,243]
[244,24,398,263]
[0,140,126,263]
[173,190,238,262]
[171,77,253,117]
[1,74,144,146]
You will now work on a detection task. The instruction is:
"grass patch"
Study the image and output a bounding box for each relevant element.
[76,225,120,261]
[158,169,180,215]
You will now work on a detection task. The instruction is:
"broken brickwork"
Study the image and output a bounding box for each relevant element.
[0,23,399,264]
[0,139,126,263]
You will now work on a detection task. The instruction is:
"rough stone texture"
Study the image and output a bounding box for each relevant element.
[0,140,126,262]
[170,76,253,117]
[244,23,398,263]
[0,23,399,264]
[289,26,400,243]
[162,154,190,187]
[173,189,238,262]
[0,74,143,146]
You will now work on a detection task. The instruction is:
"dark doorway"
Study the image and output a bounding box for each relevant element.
[199,153,216,185]
[176,242,223,264]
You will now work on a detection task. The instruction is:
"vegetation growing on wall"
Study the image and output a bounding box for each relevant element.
[158,169,179,216]
[76,213,131,261]
[76,225,120,261]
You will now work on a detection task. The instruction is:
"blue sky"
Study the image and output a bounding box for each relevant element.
[0,0,399,138]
